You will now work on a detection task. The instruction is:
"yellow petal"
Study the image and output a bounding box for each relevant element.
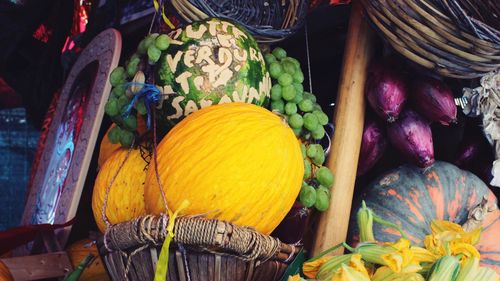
[287,274,301,281]
[451,242,481,264]
[431,220,464,235]
[382,252,405,273]
[348,254,370,278]
[462,227,482,246]
[331,264,371,281]
[386,238,411,251]
[303,256,332,278]
[410,246,438,264]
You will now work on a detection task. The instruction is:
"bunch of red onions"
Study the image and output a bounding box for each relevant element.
[358,59,458,174]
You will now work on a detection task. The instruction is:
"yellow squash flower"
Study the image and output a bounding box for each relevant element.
[372,266,426,281]
[287,274,306,281]
[331,263,370,281]
[303,256,332,278]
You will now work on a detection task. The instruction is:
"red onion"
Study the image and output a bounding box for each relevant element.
[412,77,457,125]
[453,128,494,183]
[388,110,434,168]
[365,60,408,122]
[357,119,387,176]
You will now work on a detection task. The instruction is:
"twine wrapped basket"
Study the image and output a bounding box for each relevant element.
[167,0,309,43]
[361,0,500,78]
[98,214,299,281]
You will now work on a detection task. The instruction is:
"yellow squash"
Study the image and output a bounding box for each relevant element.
[66,239,110,281]
[98,115,147,169]
[92,148,148,232]
[144,102,304,234]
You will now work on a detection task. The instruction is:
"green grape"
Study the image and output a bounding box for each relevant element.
[287,57,301,68]
[111,84,126,98]
[147,45,161,65]
[288,114,303,129]
[304,159,312,179]
[108,127,121,144]
[299,185,316,208]
[120,130,134,148]
[269,62,283,79]
[293,70,304,83]
[317,185,330,197]
[264,53,277,65]
[135,99,147,115]
[293,83,304,95]
[127,57,141,77]
[117,95,131,112]
[282,60,296,75]
[282,85,296,101]
[285,102,297,115]
[303,113,319,131]
[301,143,307,159]
[312,125,326,140]
[314,188,330,211]
[313,110,329,126]
[303,91,317,103]
[144,34,157,49]
[316,166,334,188]
[110,67,126,86]
[270,84,282,101]
[313,104,323,112]
[123,115,137,131]
[293,90,303,104]
[105,98,119,117]
[155,34,170,50]
[272,47,287,60]
[306,144,321,159]
[271,100,285,113]
[278,73,293,86]
[137,40,148,55]
[312,149,325,166]
[298,99,314,112]
[292,127,302,137]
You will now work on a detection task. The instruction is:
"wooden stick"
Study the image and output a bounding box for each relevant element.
[312,0,376,256]
[1,252,72,280]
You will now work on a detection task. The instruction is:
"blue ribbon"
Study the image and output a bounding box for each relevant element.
[122,82,161,129]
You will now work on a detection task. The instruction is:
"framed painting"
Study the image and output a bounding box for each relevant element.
[20,28,122,249]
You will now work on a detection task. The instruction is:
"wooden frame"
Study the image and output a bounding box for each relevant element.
[19,28,122,252]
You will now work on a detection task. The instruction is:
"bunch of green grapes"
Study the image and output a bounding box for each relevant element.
[265,47,333,212]
[104,33,171,147]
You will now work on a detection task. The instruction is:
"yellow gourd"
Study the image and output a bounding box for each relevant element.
[66,239,110,281]
[92,148,148,232]
[144,102,304,234]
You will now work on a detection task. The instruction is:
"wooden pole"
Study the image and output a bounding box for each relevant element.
[312,0,376,255]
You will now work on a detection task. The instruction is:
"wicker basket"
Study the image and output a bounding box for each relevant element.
[361,0,500,79]
[165,0,308,43]
[98,215,299,281]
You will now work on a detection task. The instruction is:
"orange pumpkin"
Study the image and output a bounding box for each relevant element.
[144,102,304,235]
[98,115,147,169]
[0,262,13,281]
[92,148,148,232]
[350,161,500,273]
[66,239,110,281]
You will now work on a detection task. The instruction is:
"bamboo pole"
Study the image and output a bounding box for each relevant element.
[312,0,376,255]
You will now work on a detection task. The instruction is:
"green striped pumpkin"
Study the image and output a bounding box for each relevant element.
[156,18,271,123]
[350,161,500,273]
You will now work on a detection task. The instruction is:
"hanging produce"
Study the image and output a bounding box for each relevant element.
[92,148,148,233]
[387,110,434,168]
[411,76,457,125]
[357,119,387,176]
[365,60,408,123]
[104,18,271,147]
[349,161,500,273]
[144,102,304,235]
[264,47,334,212]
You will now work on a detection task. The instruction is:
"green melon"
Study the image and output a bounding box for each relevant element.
[156,18,271,122]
